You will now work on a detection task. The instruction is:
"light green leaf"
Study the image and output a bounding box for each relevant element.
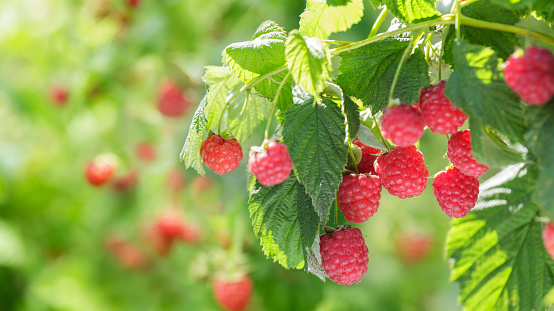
[254,70,294,112]
[285,30,332,100]
[469,119,525,168]
[357,124,387,151]
[337,38,429,111]
[446,164,554,311]
[299,0,364,40]
[249,174,320,269]
[283,98,348,222]
[227,92,271,143]
[180,96,208,175]
[384,0,439,22]
[202,66,244,130]
[224,21,287,82]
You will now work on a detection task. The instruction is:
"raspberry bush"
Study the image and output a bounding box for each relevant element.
[180,0,554,309]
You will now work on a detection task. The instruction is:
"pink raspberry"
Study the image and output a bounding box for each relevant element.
[352,138,380,175]
[337,174,382,223]
[447,130,488,178]
[542,222,554,260]
[504,46,554,105]
[212,274,253,311]
[248,141,293,186]
[319,227,369,285]
[374,145,428,199]
[201,134,243,175]
[419,81,468,134]
[157,80,191,117]
[432,167,479,218]
[380,104,425,147]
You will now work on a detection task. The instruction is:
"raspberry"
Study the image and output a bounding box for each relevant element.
[432,167,479,218]
[50,85,69,106]
[85,154,118,186]
[157,80,191,117]
[212,274,253,311]
[542,222,554,260]
[319,227,369,285]
[201,134,243,174]
[447,130,489,177]
[135,142,156,162]
[380,104,425,147]
[352,138,380,175]
[111,171,138,192]
[374,145,428,199]
[166,169,186,193]
[337,174,382,223]
[248,141,293,186]
[504,46,554,105]
[395,232,432,265]
[105,236,147,269]
[419,80,467,134]
[156,209,200,244]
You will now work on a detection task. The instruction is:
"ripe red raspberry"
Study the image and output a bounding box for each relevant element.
[157,80,191,117]
[380,104,425,147]
[447,130,488,178]
[374,145,428,199]
[395,232,432,265]
[320,227,369,285]
[50,85,69,106]
[248,141,293,186]
[504,46,554,105]
[542,222,554,260]
[432,167,479,218]
[156,209,200,243]
[352,138,380,175]
[212,274,253,311]
[419,81,467,134]
[85,154,118,186]
[201,134,243,174]
[337,174,382,223]
[135,142,156,162]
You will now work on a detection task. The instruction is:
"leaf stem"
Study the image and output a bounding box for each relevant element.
[371,113,391,151]
[368,6,389,38]
[264,71,291,140]
[334,199,339,228]
[349,148,359,174]
[388,29,424,104]
[241,66,288,93]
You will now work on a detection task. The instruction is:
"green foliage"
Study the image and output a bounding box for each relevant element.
[444,0,520,65]
[299,0,365,39]
[282,98,348,222]
[446,164,554,311]
[343,96,361,141]
[337,39,429,111]
[224,21,287,82]
[181,97,209,175]
[382,0,439,22]
[202,66,244,130]
[255,71,294,111]
[357,124,387,151]
[444,39,527,166]
[285,31,332,101]
[249,174,320,269]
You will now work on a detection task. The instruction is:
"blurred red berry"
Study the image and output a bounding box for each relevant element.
[127,0,140,8]
[135,142,156,162]
[192,176,213,193]
[543,222,554,260]
[50,85,69,106]
[157,80,191,117]
[212,274,253,311]
[395,232,433,265]
[111,171,138,192]
[167,169,186,193]
[85,154,118,186]
[105,236,147,269]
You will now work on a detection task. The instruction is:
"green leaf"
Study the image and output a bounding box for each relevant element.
[202,66,244,130]
[227,92,271,143]
[357,124,387,151]
[299,0,364,40]
[283,98,348,222]
[526,103,554,219]
[180,96,208,175]
[254,70,294,112]
[337,38,429,112]
[468,119,525,168]
[443,0,519,66]
[489,0,539,9]
[532,0,554,26]
[249,174,320,269]
[446,164,554,311]
[444,39,527,145]
[224,21,287,82]
[383,0,439,22]
[285,30,332,100]
[343,96,360,141]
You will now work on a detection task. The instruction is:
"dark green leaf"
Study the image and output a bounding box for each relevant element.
[468,119,525,168]
[489,0,539,9]
[337,39,429,112]
[443,0,519,66]
[299,0,364,39]
[343,96,360,141]
[383,0,439,22]
[444,39,527,145]
[254,70,294,112]
[249,174,320,269]
[446,164,554,311]
[283,98,348,222]
[224,21,287,82]
[285,31,332,100]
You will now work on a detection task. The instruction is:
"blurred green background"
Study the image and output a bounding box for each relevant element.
[0,0,462,310]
